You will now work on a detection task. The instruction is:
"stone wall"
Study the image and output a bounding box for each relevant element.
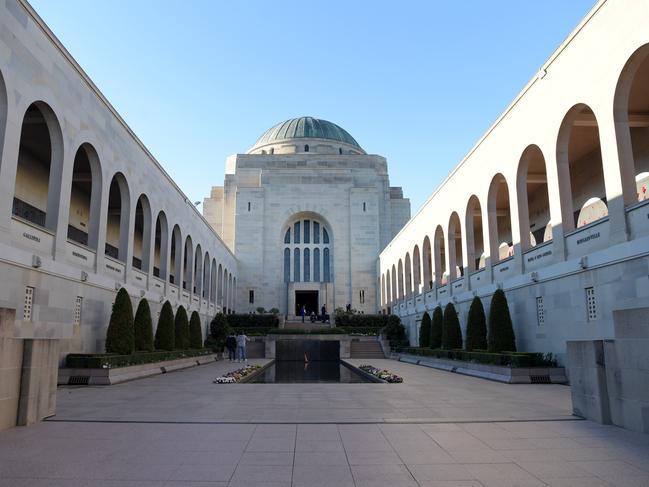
[0,307,59,432]
[567,307,649,434]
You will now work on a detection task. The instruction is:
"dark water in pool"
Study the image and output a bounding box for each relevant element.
[250,361,372,383]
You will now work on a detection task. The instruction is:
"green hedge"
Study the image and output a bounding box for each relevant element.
[231,327,271,336]
[66,349,213,369]
[105,288,134,355]
[334,313,401,328]
[155,301,175,351]
[396,347,557,368]
[226,314,280,328]
[419,312,431,348]
[174,306,190,350]
[488,288,516,352]
[189,311,203,349]
[229,326,382,336]
[134,298,154,352]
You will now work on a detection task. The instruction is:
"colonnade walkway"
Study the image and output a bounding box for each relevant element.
[0,360,648,486]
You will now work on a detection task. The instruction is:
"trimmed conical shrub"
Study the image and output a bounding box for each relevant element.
[105,287,134,355]
[488,289,516,352]
[419,312,431,348]
[134,298,154,352]
[174,305,190,350]
[205,313,230,352]
[465,296,487,351]
[189,311,203,349]
[430,306,443,349]
[442,302,462,350]
[155,301,175,351]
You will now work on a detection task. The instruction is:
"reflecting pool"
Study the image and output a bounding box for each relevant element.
[250,360,373,383]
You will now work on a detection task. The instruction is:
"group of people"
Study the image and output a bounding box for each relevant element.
[298,304,329,323]
[225,330,249,362]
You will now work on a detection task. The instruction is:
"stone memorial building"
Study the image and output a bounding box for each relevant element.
[203,117,410,316]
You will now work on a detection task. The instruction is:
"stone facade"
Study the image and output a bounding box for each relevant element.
[203,123,410,316]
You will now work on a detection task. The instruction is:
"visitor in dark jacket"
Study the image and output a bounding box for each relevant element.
[225,333,236,361]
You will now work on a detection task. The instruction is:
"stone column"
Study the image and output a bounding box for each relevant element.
[598,113,630,244]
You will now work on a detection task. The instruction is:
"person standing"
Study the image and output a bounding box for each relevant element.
[236,330,249,362]
[301,305,306,323]
[321,304,327,323]
[225,333,236,362]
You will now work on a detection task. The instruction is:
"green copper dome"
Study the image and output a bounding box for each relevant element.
[252,117,362,151]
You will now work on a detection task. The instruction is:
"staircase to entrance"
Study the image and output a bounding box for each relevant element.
[350,339,385,359]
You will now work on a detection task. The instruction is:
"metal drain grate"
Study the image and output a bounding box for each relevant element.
[530,375,551,384]
[68,376,89,385]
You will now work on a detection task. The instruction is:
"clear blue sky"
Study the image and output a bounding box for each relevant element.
[30,0,595,213]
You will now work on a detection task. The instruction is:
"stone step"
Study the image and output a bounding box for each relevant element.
[350,340,385,359]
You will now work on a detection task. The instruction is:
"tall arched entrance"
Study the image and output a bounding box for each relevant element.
[282,213,333,316]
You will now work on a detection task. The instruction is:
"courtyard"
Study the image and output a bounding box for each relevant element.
[1,360,648,487]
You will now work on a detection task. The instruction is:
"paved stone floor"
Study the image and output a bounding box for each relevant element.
[1,359,648,486]
[52,359,572,423]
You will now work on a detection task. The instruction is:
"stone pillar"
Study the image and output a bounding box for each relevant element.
[0,307,59,431]
[16,338,59,426]
[597,113,630,244]
[566,340,611,425]
[53,144,75,260]
[0,112,22,242]
[0,308,22,431]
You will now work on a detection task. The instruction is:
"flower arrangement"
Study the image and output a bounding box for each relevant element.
[359,364,403,383]
[213,364,262,384]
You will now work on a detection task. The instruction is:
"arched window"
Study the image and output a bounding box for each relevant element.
[304,220,310,243]
[313,222,320,243]
[203,251,210,298]
[283,216,331,283]
[304,248,310,281]
[183,236,193,290]
[488,174,514,262]
[466,196,485,271]
[270,148,275,155]
[412,245,421,294]
[557,104,607,230]
[170,225,181,285]
[323,248,330,282]
[294,248,301,282]
[105,174,130,262]
[339,148,343,155]
[304,144,309,152]
[67,144,101,249]
[284,248,290,282]
[433,225,446,285]
[133,195,152,271]
[13,102,64,232]
[613,43,649,207]
[313,248,320,281]
[422,236,432,289]
[153,212,168,279]
[210,259,217,303]
[448,212,463,279]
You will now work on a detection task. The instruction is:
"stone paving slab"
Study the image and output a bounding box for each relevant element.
[51,358,573,424]
[1,420,648,486]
